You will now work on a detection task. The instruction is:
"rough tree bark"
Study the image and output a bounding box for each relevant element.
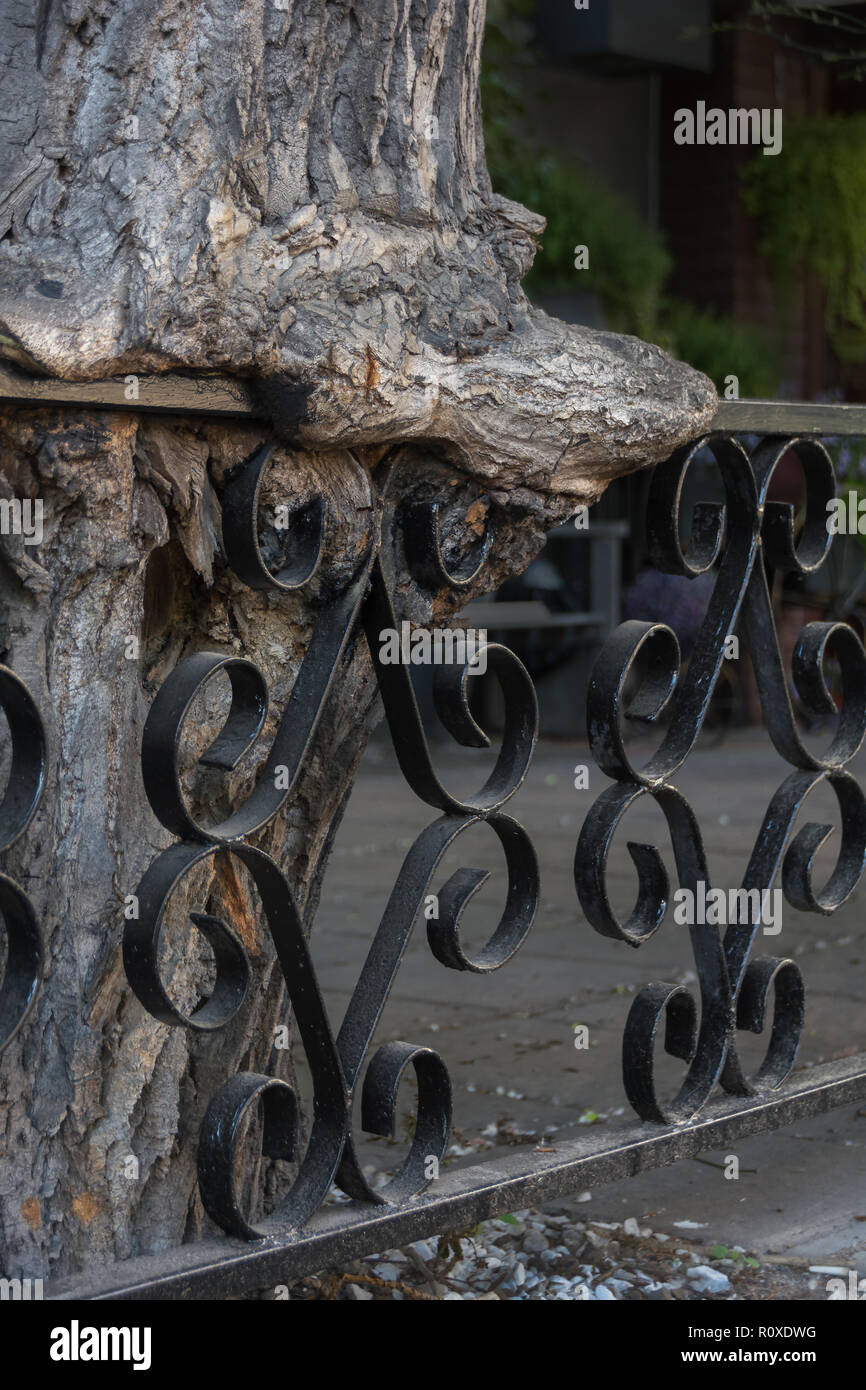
[0,1,716,1281]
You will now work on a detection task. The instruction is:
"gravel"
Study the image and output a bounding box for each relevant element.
[279,1200,838,1301]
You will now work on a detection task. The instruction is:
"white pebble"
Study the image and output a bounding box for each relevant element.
[688,1265,732,1294]
[606,1278,633,1295]
[409,1239,435,1262]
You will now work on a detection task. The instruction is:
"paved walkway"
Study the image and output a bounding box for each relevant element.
[310,727,866,1274]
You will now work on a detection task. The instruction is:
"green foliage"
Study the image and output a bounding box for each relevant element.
[742,114,866,364]
[658,301,780,398]
[490,153,672,340]
[481,0,670,338]
[711,1244,760,1268]
[480,0,535,173]
[479,0,780,391]
[824,435,866,559]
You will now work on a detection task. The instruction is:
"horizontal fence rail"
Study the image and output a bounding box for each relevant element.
[47,1055,866,1300]
[3,363,866,435]
[0,376,864,1298]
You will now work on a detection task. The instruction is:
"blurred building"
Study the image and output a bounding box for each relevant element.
[459,1,866,738]
[530,0,866,400]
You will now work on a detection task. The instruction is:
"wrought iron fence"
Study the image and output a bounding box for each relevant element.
[0,666,45,1057]
[1,370,866,1299]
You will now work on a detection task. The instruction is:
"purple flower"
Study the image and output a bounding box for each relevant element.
[624,569,716,658]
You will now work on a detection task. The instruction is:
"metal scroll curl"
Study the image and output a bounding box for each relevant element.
[0,665,46,1056]
[576,435,866,1124]
[124,442,539,1238]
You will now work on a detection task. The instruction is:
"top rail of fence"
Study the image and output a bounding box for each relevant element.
[2,364,866,436]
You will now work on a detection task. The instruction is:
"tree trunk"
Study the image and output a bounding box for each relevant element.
[0,1,715,1281]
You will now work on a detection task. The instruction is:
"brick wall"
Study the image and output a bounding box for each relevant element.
[659,13,831,397]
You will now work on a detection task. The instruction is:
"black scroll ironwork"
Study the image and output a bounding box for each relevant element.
[123,441,539,1239]
[576,434,866,1125]
[0,665,46,1055]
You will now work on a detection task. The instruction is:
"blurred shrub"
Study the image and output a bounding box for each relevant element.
[742,114,866,365]
[480,0,780,392]
[824,434,866,560]
[490,151,672,341]
[657,301,780,398]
